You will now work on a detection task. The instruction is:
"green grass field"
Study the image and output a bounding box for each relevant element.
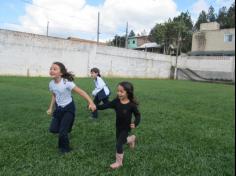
[0,76,235,176]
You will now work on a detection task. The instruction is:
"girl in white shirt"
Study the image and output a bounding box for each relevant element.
[47,62,96,154]
[90,68,110,119]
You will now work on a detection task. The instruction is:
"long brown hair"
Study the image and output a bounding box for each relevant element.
[53,62,75,81]
[118,81,139,105]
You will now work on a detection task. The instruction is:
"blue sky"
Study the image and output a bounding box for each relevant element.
[86,0,104,6]
[0,0,25,24]
[175,0,198,11]
[0,0,234,40]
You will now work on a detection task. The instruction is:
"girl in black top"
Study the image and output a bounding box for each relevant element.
[97,81,141,169]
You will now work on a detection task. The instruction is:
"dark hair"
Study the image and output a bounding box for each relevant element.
[90,67,101,77]
[53,62,75,81]
[118,81,138,105]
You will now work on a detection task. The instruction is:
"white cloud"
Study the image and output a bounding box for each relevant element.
[18,0,178,40]
[191,0,209,22]
[101,0,178,34]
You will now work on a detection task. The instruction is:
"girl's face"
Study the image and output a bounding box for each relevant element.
[117,85,128,100]
[90,71,98,79]
[49,64,62,79]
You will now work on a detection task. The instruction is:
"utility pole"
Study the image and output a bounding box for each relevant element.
[174,30,181,80]
[163,39,166,54]
[46,21,49,36]
[125,22,129,49]
[119,37,121,48]
[97,12,100,45]
[115,35,118,47]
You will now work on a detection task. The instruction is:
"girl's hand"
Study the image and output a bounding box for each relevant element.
[92,90,96,97]
[88,103,96,112]
[130,123,136,129]
[46,109,52,116]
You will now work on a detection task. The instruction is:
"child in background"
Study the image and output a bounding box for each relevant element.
[90,68,110,119]
[47,62,96,154]
[97,81,141,169]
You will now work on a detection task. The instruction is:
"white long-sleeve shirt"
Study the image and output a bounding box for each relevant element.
[92,77,110,97]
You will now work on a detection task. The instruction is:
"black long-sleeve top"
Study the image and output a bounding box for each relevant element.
[97,98,141,131]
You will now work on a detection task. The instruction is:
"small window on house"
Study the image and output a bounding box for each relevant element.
[133,40,135,44]
[224,34,234,42]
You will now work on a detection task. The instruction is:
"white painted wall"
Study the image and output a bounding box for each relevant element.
[0,29,172,78]
[174,56,235,73]
[0,30,97,77]
[93,46,172,78]
[0,29,234,80]
[174,56,235,80]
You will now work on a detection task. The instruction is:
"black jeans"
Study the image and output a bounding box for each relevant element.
[116,128,129,154]
[91,96,109,118]
[49,101,75,151]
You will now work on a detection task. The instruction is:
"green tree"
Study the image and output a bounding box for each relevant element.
[128,30,135,37]
[194,10,208,30]
[195,3,235,30]
[173,12,193,53]
[149,20,176,54]
[110,35,126,48]
[173,11,193,29]
[227,2,235,28]
[217,7,230,29]
[150,12,193,54]
[165,20,179,54]
[207,6,217,22]
[149,23,166,44]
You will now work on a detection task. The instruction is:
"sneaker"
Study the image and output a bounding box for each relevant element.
[90,115,98,120]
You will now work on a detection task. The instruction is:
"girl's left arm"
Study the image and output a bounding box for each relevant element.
[73,86,96,112]
[132,106,141,128]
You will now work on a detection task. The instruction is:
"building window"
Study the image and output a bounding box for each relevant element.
[224,34,234,42]
[133,40,135,44]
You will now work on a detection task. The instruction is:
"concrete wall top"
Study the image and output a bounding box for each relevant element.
[0,29,97,52]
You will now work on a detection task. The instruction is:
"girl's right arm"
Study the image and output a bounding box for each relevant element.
[47,93,56,116]
[72,86,96,112]
[97,99,116,110]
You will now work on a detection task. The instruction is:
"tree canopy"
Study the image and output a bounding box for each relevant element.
[149,12,193,54]
[194,3,235,30]
[110,2,235,54]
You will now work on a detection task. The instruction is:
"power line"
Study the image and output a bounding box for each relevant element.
[0,21,96,34]
[0,21,126,42]
[1,1,126,41]
[97,12,100,44]
[1,21,149,43]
